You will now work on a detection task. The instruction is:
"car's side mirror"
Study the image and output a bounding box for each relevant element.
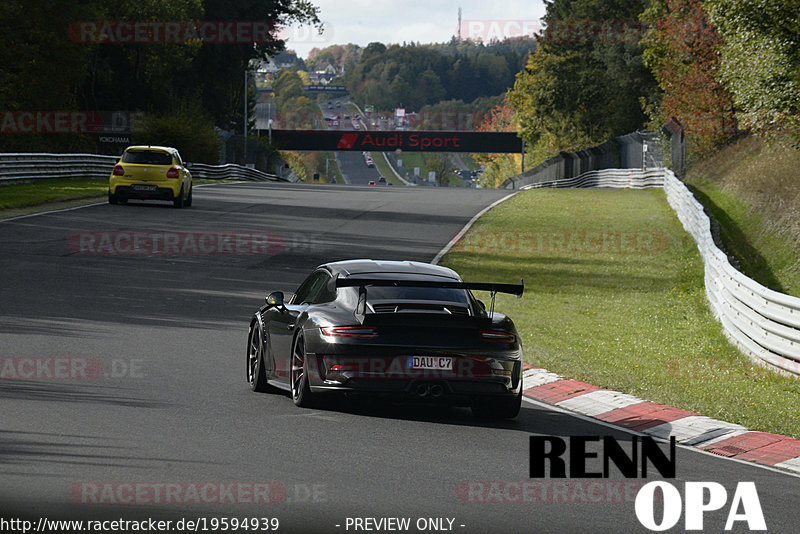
[266,291,284,308]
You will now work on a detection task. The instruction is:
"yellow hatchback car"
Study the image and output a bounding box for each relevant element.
[109,145,192,208]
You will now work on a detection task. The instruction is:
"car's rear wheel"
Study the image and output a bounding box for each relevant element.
[472,388,522,420]
[247,322,269,392]
[291,336,315,407]
[108,191,118,204]
[185,187,192,207]
[173,186,185,208]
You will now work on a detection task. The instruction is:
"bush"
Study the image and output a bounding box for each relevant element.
[133,106,221,164]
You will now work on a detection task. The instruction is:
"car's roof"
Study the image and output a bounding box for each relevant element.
[322,259,461,280]
[124,145,177,154]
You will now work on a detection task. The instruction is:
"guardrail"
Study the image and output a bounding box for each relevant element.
[0,153,118,182]
[527,167,800,377]
[501,130,663,189]
[0,153,289,183]
[519,168,665,190]
[186,162,289,182]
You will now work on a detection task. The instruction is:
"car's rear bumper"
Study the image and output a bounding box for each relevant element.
[110,176,184,197]
[307,353,522,403]
[111,184,179,201]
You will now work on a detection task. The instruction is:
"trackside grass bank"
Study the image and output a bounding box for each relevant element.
[0,178,234,218]
[0,177,107,210]
[441,188,800,438]
[684,135,800,298]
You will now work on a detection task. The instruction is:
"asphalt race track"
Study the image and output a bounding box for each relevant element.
[2,182,800,533]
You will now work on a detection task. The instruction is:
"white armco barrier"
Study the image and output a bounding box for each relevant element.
[0,153,288,183]
[527,167,800,377]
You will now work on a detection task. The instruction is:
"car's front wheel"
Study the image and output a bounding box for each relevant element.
[291,336,316,407]
[247,322,269,392]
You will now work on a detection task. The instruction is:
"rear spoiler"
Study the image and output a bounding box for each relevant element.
[334,277,524,297]
[333,276,523,319]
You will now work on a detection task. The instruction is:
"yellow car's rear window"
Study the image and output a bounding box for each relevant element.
[122,150,173,165]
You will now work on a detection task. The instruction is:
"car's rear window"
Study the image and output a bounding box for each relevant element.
[366,286,469,304]
[122,150,173,165]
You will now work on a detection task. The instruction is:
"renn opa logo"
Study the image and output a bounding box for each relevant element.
[530,436,766,531]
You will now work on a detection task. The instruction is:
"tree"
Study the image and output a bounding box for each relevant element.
[707,0,800,143]
[0,0,100,151]
[509,0,657,163]
[0,0,320,154]
[641,0,737,155]
[474,94,522,188]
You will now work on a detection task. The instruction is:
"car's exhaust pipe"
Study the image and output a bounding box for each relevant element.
[429,384,444,398]
[416,384,430,397]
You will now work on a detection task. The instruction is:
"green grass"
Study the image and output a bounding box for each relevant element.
[441,188,800,438]
[684,135,800,297]
[398,152,427,180]
[324,151,345,184]
[371,152,403,186]
[0,177,235,213]
[0,178,108,210]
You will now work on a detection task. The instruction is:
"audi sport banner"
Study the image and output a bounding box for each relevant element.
[264,129,522,153]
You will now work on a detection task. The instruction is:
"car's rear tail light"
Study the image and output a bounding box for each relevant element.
[166,167,179,178]
[112,165,125,176]
[330,363,360,371]
[480,330,516,343]
[320,326,377,339]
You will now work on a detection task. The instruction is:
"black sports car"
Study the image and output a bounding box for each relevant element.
[246,259,525,418]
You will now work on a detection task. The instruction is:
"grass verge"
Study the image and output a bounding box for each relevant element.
[372,152,403,186]
[441,188,800,438]
[684,135,800,297]
[0,177,108,210]
[0,178,236,218]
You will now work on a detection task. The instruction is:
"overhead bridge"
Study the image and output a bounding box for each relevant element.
[260,129,522,153]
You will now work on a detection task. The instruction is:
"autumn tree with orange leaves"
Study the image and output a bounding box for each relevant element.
[641,0,737,155]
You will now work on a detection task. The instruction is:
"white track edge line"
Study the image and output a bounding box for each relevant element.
[431,190,521,265]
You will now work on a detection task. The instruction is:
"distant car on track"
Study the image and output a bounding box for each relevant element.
[246,260,525,418]
[378,177,386,184]
[368,180,376,185]
[108,145,192,208]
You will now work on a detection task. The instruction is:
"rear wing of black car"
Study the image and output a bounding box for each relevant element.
[333,276,523,318]
[334,277,524,297]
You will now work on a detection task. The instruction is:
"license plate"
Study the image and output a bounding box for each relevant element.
[132,184,156,191]
[408,356,453,371]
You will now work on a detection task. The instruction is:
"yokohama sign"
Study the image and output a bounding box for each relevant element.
[266,129,522,153]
